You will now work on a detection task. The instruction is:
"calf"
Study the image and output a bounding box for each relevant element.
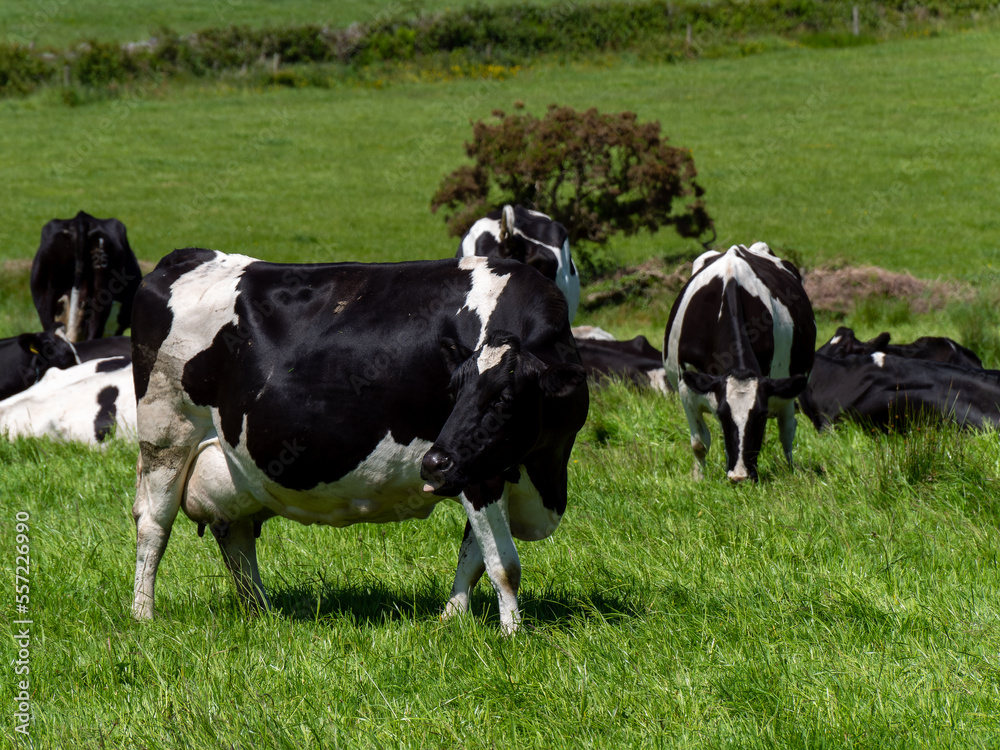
[0,330,132,401]
[31,211,142,341]
[130,250,588,633]
[0,356,135,443]
[664,243,816,481]
[457,204,580,322]
[819,326,983,369]
[800,343,1000,433]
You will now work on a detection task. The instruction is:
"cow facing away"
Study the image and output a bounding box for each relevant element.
[0,356,135,444]
[457,204,580,322]
[130,250,588,633]
[31,211,143,342]
[0,329,132,401]
[664,243,816,482]
[818,326,983,370]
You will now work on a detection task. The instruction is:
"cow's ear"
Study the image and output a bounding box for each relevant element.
[765,374,809,401]
[682,370,722,396]
[440,338,473,373]
[17,333,43,355]
[539,362,586,398]
[864,332,891,352]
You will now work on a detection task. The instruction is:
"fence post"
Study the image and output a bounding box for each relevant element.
[852,5,860,36]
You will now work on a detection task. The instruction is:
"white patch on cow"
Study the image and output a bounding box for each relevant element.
[66,285,83,342]
[571,325,616,341]
[872,352,886,368]
[829,335,842,345]
[507,468,561,540]
[218,427,441,527]
[458,217,502,257]
[691,249,722,276]
[0,358,135,444]
[477,342,511,374]
[646,368,669,395]
[725,376,760,481]
[458,256,511,349]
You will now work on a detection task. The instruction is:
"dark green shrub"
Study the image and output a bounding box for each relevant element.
[431,105,713,279]
[74,40,144,86]
[0,44,53,96]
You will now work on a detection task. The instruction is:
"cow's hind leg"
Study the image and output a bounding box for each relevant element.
[132,443,198,620]
[211,519,270,613]
[457,479,521,635]
[776,401,798,469]
[679,385,712,479]
[443,521,486,621]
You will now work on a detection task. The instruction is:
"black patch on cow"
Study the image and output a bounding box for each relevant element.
[131,247,217,400]
[96,356,130,373]
[459,205,573,285]
[94,385,119,442]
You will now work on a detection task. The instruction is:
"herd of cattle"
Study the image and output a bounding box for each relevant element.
[4,207,999,629]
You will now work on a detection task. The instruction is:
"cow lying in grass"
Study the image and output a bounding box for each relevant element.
[800,329,997,432]
[0,356,135,443]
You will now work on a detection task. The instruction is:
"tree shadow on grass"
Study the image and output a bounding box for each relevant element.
[269,575,646,631]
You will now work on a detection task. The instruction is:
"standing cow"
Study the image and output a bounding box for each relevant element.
[31,211,143,342]
[130,249,588,633]
[457,204,580,322]
[664,243,816,482]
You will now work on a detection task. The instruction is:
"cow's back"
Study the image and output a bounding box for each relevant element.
[665,246,814,386]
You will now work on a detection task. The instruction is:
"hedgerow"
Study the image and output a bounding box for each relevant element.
[0,0,997,96]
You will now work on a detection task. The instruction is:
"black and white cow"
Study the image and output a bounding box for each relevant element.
[0,356,135,443]
[0,329,132,401]
[800,331,997,432]
[130,249,589,632]
[818,326,983,370]
[457,204,580,322]
[572,326,669,393]
[664,243,816,482]
[31,211,143,342]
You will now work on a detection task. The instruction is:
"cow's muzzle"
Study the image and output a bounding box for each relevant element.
[420,448,462,496]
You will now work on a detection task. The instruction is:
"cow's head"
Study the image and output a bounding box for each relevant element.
[421,330,586,496]
[16,329,80,384]
[682,368,807,482]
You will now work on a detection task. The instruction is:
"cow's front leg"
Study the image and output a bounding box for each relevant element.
[459,479,521,635]
[212,518,271,614]
[776,400,798,469]
[443,521,486,621]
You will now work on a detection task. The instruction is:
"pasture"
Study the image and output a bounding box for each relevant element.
[2,13,1000,749]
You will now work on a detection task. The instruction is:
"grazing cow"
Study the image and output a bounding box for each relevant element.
[800,338,999,433]
[572,327,669,393]
[819,326,983,369]
[130,249,588,633]
[664,243,816,482]
[31,211,143,341]
[0,356,135,443]
[457,204,580,322]
[0,329,132,401]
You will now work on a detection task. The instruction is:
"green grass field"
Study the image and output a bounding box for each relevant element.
[3,13,1000,749]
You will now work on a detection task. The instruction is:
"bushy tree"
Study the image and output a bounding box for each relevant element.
[431,105,714,275]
